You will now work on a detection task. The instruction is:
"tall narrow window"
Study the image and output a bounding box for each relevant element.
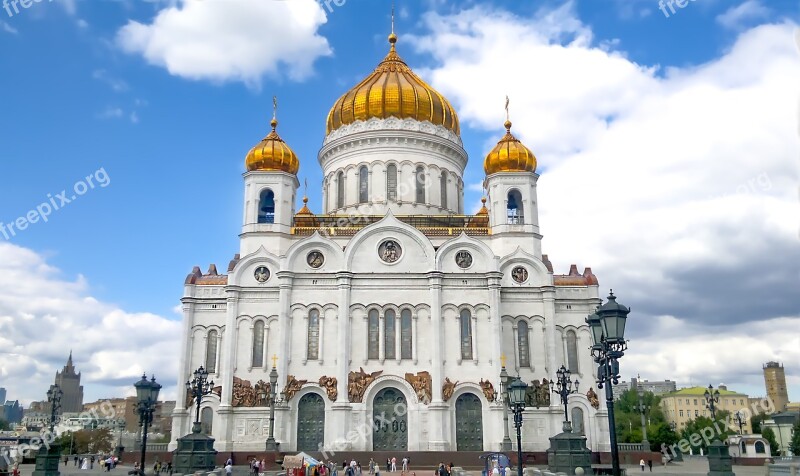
[507,190,524,224]
[518,321,530,368]
[337,171,345,209]
[258,189,275,224]
[359,166,369,203]
[200,407,213,435]
[460,309,473,360]
[401,309,412,359]
[205,330,218,373]
[457,182,463,213]
[384,309,396,360]
[252,321,264,367]
[566,330,579,373]
[415,166,425,203]
[307,309,320,360]
[368,309,379,359]
[440,171,448,208]
[387,164,397,201]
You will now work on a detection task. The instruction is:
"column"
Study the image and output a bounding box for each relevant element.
[217,287,240,450]
[472,313,478,364]
[512,325,520,373]
[319,314,325,365]
[488,272,502,378]
[335,272,353,403]
[395,312,401,363]
[277,272,294,389]
[363,314,369,365]
[171,298,195,448]
[378,312,385,363]
[412,313,419,365]
[543,288,558,409]
[427,272,448,450]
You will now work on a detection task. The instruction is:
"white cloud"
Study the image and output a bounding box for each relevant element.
[1,21,18,35]
[96,107,124,120]
[0,243,181,405]
[716,0,771,30]
[415,5,800,396]
[92,69,129,92]
[115,0,332,87]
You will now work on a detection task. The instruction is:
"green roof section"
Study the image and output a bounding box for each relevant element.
[667,386,743,396]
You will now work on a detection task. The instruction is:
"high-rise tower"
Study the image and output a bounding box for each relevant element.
[52,352,84,413]
[763,361,789,412]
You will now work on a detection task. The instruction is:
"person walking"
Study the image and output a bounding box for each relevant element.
[647,460,652,472]
[390,457,396,472]
[225,461,233,476]
[74,456,79,467]
[639,459,645,471]
[64,456,69,467]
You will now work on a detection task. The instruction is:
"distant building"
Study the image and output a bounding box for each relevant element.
[660,385,752,432]
[20,409,49,430]
[728,434,771,459]
[0,389,6,406]
[52,352,84,414]
[612,377,677,400]
[83,397,131,430]
[0,401,23,424]
[763,362,789,412]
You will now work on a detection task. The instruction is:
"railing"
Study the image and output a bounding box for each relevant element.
[292,214,489,236]
[618,443,645,452]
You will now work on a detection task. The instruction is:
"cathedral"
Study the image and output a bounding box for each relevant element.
[170,32,611,454]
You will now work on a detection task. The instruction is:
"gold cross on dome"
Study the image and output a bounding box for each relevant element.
[272,96,278,121]
[505,96,510,122]
[500,354,507,368]
[271,354,278,368]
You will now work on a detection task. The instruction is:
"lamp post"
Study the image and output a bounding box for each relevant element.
[46,385,63,433]
[32,385,63,476]
[186,366,214,434]
[704,385,721,421]
[586,291,631,476]
[115,419,125,458]
[499,355,513,451]
[134,374,162,476]
[733,411,745,435]
[265,356,279,451]
[634,384,650,449]
[507,377,528,476]
[549,365,579,433]
[702,384,734,476]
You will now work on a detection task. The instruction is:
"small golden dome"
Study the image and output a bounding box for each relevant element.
[483,120,537,175]
[326,34,460,135]
[294,196,318,227]
[245,118,300,174]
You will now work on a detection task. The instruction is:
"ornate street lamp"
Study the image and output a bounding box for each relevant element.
[733,411,745,435]
[33,385,64,476]
[507,377,528,476]
[499,354,513,451]
[704,385,721,421]
[586,291,630,476]
[549,365,579,432]
[265,356,280,451]
[186,366,214,434]
[634,383,650,449]
[701,384,735,475]
[134,374,162,476]
[46,385,63,433]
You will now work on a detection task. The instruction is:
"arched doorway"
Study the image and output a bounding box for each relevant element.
[373,388,408,450]
[455,393,483,451]
[297,393,325,451]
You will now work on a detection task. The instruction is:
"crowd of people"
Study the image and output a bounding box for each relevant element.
[63,455,120,471]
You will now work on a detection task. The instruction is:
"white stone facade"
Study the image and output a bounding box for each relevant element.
[170,117,611,454]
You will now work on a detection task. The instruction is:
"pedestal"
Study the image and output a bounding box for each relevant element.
[706,440,735,476]
[32,442,61,476]
[545,428,592,475]
[172,424,218,474]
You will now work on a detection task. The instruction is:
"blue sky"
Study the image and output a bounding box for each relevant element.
[0,0,798,404]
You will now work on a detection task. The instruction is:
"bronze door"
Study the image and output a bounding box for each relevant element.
[372,388,408,450]
[455,393,483,451]
[297,393,325,451]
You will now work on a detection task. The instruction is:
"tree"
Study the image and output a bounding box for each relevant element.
[789,421,800,457]
[55,429,114,455]
[762,427,781,457]
[0,420,9,431]
[680,412,733,455]
[751,413,767,434]
[613,388,667,450]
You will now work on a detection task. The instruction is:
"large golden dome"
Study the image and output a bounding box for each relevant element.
[484,120,537,175]
[245,118,300,174]
[326,34,460,135]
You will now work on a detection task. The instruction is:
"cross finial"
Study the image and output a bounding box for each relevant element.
[500,353,507,368]
[391,0,395,35]
[505,95,510,122]
[271,354,278,368]
[270,96,278,130]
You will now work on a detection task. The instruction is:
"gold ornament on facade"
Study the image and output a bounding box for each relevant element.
[326,33,460,136]
[525,379,551,408]
[348,367,383,403]
[245,96,300,174]
[479,379,496,402]
[587,387,600,410]
[319,376,338,402]
[405,371,432,404]
[442,378,458,402]
[483,98,537,175]
[283,375,307,402]
[231,377,270,407]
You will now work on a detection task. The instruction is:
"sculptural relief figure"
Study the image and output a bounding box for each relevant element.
[442,378,458,402]
[480,379,496,402]
[253,380,271,406]
[319,376,338,402]
[538,378,551,406]
[526,380,541,407]
[586,387,600,410]
[347,368,383,403]
[404,371,432,404]
[231,377,259,407]
[283,375,308,402]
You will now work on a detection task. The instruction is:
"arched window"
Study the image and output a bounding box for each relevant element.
[384,309,396,360]
[252,321,264,368]
[258,189,275,224]
[205,330,218,374]
[440,171,448,208]
[200,407,213,435]
[415,166,425,204]
[754,441,766,454]
[571,407,585,434]
[401,309,412,359]
[566,330,579,373]
[359,166,369,203]
[336,171,345,209]
[387,164,397,201]
[307,309,320,360]
[368,309,379,360]
[518,321,530,368]
[507,190,524,224]
[460,309,473,360]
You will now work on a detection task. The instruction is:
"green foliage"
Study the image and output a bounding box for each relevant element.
[55,429,114,455]
[751,413,767,434]
[612,389,673,451]
[788,421,800,457]
[679,412,734,454]
[761,427,781,457]
[0,420,9,431]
